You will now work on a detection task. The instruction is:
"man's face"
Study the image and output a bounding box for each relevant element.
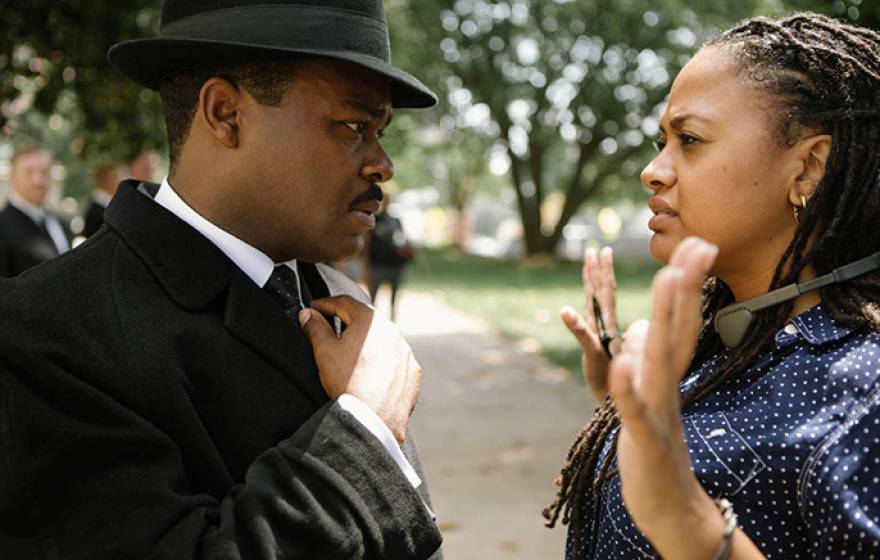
[128,151,158,182]
[10,150,52,207]
[229,59,394,264]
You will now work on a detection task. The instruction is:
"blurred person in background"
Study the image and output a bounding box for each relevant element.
[127,148,159,182]
[82,162,125,237]
[545,13,880,560]
[0,145,70,277]
[366,192,414,321]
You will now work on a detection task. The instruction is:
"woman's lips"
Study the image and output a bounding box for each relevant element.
[648,212,677,231]
[647,197,678,231]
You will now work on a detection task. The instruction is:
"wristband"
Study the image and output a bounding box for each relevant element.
[712,498,737,560]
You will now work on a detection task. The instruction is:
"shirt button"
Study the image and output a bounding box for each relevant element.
[784,324,798,336]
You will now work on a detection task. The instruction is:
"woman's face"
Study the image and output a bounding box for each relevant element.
[641,46,801,280]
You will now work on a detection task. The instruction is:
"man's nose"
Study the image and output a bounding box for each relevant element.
[361,142,394,183]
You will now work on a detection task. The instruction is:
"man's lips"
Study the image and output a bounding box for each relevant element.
[647,197,677,231]
[347,199,379,229]
[349,199,380,215]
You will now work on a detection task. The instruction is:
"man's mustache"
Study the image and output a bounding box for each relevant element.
[350,184,384,206]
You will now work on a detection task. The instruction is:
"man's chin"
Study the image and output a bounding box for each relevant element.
[322,236,365,263]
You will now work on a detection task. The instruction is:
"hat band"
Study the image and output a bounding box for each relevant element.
[161,4,390,62]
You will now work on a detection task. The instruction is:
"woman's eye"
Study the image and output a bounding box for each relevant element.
[653,139,666,152]
[679,133,699,146]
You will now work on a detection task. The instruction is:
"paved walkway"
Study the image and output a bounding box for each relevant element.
[381,290,597,560]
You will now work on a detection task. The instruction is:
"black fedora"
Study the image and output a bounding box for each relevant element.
[108,0,437,108]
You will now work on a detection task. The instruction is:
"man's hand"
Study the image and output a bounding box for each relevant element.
[299,295,421,444]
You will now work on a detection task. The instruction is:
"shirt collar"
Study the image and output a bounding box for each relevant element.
[786,304,855,347]
[153,177,296,287]
[7,189,46,224]
[92,189,114,208]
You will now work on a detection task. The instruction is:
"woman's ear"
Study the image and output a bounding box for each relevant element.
[789,134,832,205]
[197,77,242,149]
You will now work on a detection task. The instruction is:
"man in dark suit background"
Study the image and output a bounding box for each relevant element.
[0,145,71,277]
[82,162,124,237]
[0,1,443,558]
[126,148,159,182]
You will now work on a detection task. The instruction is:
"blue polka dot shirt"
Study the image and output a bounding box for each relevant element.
[569,305,880,559]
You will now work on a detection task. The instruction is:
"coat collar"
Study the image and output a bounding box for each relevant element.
[103,180,236,310]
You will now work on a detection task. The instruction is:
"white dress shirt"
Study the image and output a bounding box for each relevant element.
[91,189,114,209]
[8,190,70,254]
[153,178,421,489]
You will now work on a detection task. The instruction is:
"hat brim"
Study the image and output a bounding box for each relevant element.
[108,38,437,109]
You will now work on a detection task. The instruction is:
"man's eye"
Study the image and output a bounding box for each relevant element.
[653,139,666,152]
[679,133,699,146]
[345,121,368,134]
[377,128,386,139]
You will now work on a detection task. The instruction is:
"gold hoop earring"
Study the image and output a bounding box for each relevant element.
[793,195,808,224]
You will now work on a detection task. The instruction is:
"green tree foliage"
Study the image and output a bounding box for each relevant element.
[390,0,768,255]
[390,0,878,256]
[0,1,164,161]
[2,0,876,226]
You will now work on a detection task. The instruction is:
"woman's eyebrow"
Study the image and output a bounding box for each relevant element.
[659,113,715,133]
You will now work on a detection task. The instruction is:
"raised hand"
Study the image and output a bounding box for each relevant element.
[299,296,422,444]
[608,237,766,559]
[561,246,621,400]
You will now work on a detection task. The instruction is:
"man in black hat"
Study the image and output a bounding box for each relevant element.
[0,1,443,558]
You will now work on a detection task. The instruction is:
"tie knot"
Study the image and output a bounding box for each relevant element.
[263,265,302,311]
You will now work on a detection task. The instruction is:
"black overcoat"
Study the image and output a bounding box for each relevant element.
[0,181,442,559]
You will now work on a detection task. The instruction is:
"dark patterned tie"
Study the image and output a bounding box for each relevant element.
[263,265,303,323]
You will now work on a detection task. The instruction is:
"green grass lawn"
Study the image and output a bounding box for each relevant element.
[406,248,659,375]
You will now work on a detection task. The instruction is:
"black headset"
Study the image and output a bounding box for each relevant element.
[714,251,880,348]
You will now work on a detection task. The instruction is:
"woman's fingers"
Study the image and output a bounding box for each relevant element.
[582,247,599,328]
[561,305,599,350]
[609,352,657,445]
[640,265,684,410]
[598,246,620,336]
[668,238,718,376]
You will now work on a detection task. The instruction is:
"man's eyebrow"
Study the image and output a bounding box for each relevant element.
[342,100,393,125]
[659,113,714,133]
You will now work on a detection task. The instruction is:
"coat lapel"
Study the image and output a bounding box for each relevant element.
[104,180,328,407]
[223,272,327,407]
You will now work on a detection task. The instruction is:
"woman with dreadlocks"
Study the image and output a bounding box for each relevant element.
[545,12,880,559]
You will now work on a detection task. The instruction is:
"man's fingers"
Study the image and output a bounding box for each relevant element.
[309,295,368,325]
[298,308,337,353]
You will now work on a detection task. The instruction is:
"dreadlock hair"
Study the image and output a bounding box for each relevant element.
[158,60,303,173]
[544,12,880,557]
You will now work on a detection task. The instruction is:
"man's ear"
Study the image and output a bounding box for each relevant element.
[198,77,242,149]
[788,134,832,205]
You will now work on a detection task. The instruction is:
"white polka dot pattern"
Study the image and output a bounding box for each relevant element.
[567,305,880,559]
